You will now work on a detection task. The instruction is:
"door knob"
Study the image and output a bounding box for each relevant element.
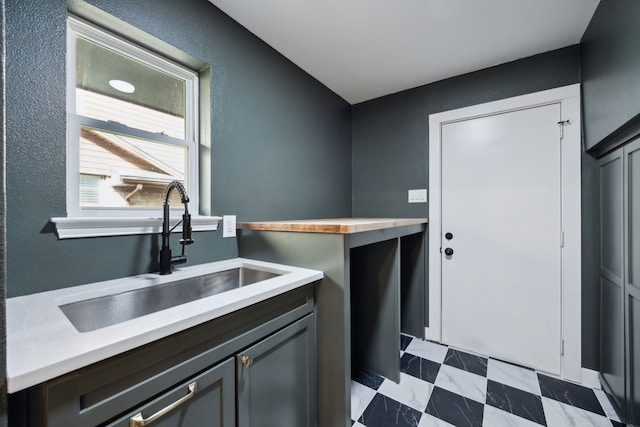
[444,248,454,256]
[445,232,453,240]
[240,355,253,368]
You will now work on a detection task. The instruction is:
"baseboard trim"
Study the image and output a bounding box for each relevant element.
[581,368,601,389]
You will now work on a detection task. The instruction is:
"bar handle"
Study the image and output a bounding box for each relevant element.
[129,382,197,427]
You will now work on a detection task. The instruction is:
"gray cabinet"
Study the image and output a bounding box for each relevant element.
[599,148,626,416]
[24,285,316,427]
[237,314,316,427]
[599,139,640,425]
[238,221,426,427]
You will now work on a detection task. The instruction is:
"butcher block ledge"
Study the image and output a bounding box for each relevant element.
[236,217,428,234]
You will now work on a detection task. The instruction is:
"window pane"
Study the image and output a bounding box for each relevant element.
[79,125,187,208]
[79,174,100,205]
[76,36,186,139]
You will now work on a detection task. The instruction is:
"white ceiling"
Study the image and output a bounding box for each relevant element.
[208,0,600,105]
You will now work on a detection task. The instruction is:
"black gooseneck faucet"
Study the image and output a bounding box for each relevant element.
[159,181,194,275]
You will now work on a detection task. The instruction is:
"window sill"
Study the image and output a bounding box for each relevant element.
[50,216,222,239]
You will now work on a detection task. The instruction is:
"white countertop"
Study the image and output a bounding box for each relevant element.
[6,258,322,393]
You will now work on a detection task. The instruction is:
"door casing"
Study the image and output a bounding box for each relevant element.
[427,84,582,382]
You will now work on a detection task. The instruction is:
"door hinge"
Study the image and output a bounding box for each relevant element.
[557,120,570,140]
[561,339,565,356]
[561,231,565,248]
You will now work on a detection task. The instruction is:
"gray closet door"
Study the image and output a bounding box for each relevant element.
[599,148,626,416]
[624,139,640,425]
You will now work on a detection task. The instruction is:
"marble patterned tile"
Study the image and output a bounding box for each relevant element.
[425,386,484,427]
[487,358,541,395]
[351,380,377,421]
[593,389,622,422]
[405,339,448,364]
[359,393,422,427]
[444,348,488,377]
[418,413,457,427]
[486,380,546,425]
[541,397,613,427]
[377,373,434,412]
[482,404,546,427]
[353,368,385,390]
[434,363,487,403]
[538,373,605,416]
[401,352,440,383]
[351,336,624,427]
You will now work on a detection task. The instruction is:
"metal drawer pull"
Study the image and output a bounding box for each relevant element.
[129,382,197,427]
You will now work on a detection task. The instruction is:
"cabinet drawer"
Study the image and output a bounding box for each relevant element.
[107,357,235,427]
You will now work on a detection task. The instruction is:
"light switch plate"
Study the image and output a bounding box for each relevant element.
[223,215,236,238]
[408,189,427,203]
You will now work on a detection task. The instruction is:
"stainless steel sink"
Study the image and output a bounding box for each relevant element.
[59,267,282,333]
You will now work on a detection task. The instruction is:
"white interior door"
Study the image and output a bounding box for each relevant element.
[440,103,562,374]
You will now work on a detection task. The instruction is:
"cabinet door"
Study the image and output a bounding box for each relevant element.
[624,139,640,425]
[237,314,316,427]
[599,148,626,416]
[108,357,235,427]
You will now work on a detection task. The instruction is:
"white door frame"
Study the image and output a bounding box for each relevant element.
[427,84,582,382]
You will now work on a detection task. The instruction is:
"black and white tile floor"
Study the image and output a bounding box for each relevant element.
[351,334,625,427]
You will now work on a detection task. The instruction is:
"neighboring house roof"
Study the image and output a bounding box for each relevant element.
[80,127,184,185]
[111,168,182,185]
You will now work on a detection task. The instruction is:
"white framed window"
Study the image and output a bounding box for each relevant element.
[53,17,219,238]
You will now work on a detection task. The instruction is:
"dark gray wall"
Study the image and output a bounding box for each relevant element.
[581,0,640,152]
[1,0,7,424]
[350,46,602,368]
[4,0,351,297]
[352,45,580,217]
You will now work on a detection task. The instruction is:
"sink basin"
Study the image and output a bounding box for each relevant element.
[59,267,282,333]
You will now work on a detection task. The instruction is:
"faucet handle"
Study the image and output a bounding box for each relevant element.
[180,213,194,245]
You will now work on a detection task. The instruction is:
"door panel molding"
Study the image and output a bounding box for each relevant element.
[623,138,640,424]
[598,148,626,418]
[427,84,582,382]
